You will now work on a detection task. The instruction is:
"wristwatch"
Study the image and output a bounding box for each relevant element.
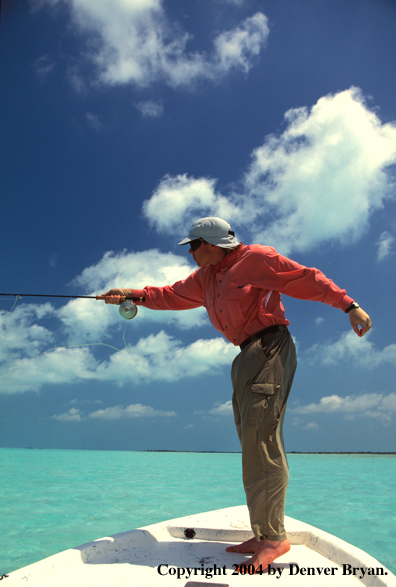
[345,301,360,313]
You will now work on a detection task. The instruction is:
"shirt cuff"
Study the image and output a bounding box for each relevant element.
[132,289,146,304]
[339,295,355,312]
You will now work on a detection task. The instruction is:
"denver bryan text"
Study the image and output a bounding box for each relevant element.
[268,563,387,579]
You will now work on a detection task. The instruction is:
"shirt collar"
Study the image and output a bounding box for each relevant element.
[212,246,243,273]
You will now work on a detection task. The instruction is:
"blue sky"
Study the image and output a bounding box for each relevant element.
[1,0,396,453]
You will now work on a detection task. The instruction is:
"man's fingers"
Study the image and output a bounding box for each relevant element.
[111,297,122,305]
[352,324,361,336]
[104,294,122,305]
[360,318,372,336]
[349,308,371,337]
[100,289,124,304]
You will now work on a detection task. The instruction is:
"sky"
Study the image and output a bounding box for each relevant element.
[1,0,396,453]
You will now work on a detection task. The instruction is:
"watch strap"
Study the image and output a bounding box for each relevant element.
[345,302,360,313]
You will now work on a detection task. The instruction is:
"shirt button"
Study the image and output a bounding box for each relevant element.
[219,310,223,313]
[225,325,228,329]
[217,293,220,297]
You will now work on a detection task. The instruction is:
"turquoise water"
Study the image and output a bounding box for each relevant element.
[1,449,395,575]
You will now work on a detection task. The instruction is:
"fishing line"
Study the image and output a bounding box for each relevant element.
[0,293,140,380]
[0,322,129,380]
[0,295,22,313]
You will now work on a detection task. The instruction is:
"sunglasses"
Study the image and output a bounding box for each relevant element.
[189,239,204,252]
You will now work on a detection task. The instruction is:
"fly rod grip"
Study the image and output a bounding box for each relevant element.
[95,296,145,302]
[96,295,126,302]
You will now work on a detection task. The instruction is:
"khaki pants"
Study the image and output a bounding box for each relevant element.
[231,326,297,542]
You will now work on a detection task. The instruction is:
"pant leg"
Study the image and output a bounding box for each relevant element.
[231,326,297,542]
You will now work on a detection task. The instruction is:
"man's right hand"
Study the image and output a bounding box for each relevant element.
[102,289,132,304]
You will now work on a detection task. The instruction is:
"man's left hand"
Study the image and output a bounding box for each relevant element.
[349,307,372,337]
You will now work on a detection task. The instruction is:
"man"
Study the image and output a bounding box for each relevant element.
[103,216,371,571]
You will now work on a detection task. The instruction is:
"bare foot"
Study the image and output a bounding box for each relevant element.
[226,537,259,553]
[232,538,291,574]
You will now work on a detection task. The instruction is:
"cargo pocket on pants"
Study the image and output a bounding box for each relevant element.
[246,382,280,427]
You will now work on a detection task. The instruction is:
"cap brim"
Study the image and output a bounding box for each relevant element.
[178,237,193,246]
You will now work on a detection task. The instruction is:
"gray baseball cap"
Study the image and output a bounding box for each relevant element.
[178,217,240,248]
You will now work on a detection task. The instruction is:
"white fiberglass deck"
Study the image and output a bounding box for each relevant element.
[6,506,396,586]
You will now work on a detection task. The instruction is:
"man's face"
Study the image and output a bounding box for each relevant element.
[189,239,215,267]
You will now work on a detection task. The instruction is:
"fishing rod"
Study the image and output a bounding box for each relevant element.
[0,293,145,320]
[0,293,145,301]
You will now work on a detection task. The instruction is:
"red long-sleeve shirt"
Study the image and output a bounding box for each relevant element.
[132,244,354,346]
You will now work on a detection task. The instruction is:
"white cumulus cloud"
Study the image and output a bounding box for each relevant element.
[293,392,396,423]
[143,174,236,233]
[195,400,234,417]
[305,330,396,368]
[52,407,84,422]
[245,88,396,253]
[93,332,238,384]
[376,231,394,261]
[0,303,55,364]
[0,317,237,393]
[303,422,320,430]
[143,88,396,255]
[209,400,234,416]
[0,346,99,395]
[35,0,269,89]
[88,403,176,419]
[134,100,164,118]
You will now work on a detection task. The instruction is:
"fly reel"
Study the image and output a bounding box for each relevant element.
[119,300,138,320]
